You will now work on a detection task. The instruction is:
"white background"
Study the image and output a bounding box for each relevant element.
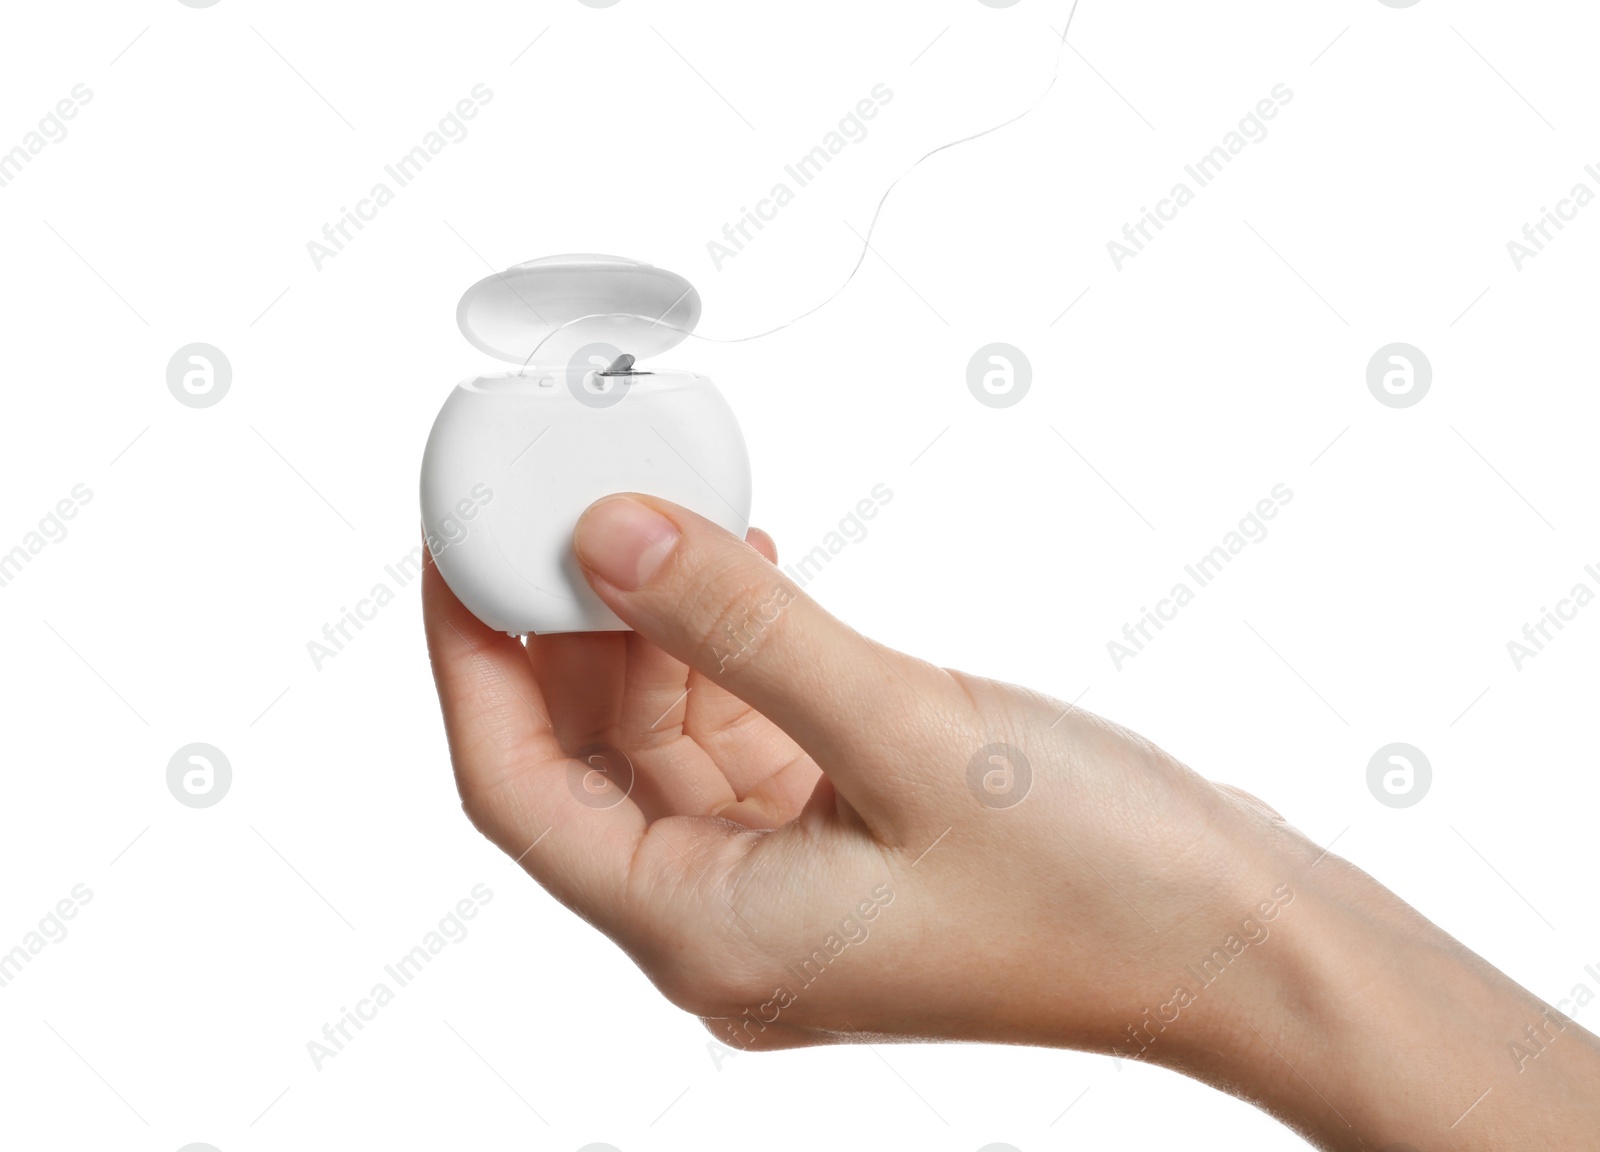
[1,0,1596,1149]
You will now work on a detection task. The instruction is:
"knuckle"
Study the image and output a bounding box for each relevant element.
[455,776,507,845]
[648,945,774,1018]
[699,1014,785,1053]
[632,914,779,1017]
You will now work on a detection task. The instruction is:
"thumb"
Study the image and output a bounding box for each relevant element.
[572,494,953,811]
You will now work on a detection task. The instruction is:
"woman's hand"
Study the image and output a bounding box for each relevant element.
[423,494,1600,1149]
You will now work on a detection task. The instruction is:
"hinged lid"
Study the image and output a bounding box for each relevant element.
[456,254,701,366]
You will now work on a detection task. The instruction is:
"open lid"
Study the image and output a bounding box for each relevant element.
[456,254,701,366]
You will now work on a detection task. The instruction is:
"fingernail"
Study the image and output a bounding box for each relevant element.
[575,497,680,592]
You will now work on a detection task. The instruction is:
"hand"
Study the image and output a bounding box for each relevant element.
[422,493,1276,1050]
[423,494,1600,1149]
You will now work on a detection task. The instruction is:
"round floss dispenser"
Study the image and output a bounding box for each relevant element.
[419,254,753,635]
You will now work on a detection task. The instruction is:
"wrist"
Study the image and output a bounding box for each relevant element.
[1161,849,1600,1149]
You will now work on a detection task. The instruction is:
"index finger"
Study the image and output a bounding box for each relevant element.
[421,545,645,916]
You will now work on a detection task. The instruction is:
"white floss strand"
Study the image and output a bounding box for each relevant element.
[520,0,1086,374]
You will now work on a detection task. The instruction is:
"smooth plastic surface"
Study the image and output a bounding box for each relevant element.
[455,253,701,367]
[421,371,751,634]
[423,255,749,636]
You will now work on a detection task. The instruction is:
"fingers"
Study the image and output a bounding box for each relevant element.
[613,632,738,820]
[745,526,777,564]
[571,495,958,817]
[525,632,624,749]
[422,548,644,916]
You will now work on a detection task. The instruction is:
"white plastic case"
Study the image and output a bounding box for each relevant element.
[420,255,753,635]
